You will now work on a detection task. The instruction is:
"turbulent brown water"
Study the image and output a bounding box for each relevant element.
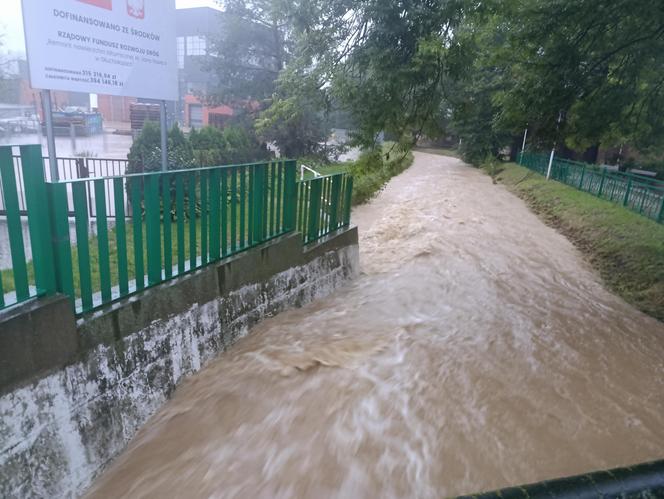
[87,152,664,498]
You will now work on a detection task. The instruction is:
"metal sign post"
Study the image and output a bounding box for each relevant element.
[41,89,59,181]
[160,100,168,172]
[546,112,564,180]
[546,148,555,180]
[519,127,528,165]
[521,128,528,152]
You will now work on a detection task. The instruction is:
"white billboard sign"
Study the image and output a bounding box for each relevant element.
[22,0,177,100]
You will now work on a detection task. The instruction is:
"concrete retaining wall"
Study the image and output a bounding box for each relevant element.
[0,228,359,498]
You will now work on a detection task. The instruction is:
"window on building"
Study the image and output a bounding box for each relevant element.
[177,37,185,69]
[186,36,207,56]
[189,104,203,129]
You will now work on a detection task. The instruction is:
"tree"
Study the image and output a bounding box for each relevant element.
[206,0,291,106]
[205,0,664,166]
[483,0,664,157]
[0,34,15,103]
[255,93,329,158]
[282,0,469,151]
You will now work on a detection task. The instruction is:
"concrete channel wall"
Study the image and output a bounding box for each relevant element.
[0,228,359,498]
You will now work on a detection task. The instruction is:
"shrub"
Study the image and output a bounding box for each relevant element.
[348,143,414,204]
[127,122,195,174]
[190,125,270,166]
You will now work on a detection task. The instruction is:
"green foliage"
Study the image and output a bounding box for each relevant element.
[500,0,664,152]
[348,143,414,204]
[223,124,269,163]
[189,125,224,151]
[206,0,290,105]
[127,122,195,174]
[448,0,664,162]
[190,125,270,166]
[189,126,226,166]
[202,0,664,166]
[256,95,329,158]
[284,0,467,151]
[127,121,160,174]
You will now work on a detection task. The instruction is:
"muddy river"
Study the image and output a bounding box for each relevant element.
[87,152,664,498]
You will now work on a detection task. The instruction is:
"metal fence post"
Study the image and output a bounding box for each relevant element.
[0,146,30,302]
[145,174,162,286]
[19,144,57,297]
[520,128,528,164]
[578,165,586,190]
[546,149,555,180]
[329,175,342,230]
[251,163,266,244]
[307,178,322,243]
[47,182,75,310]
[598,168,607,197]
[343,176,353,226]
[658,196,664,224]
[623,178,632,207]
[283,160,297,232]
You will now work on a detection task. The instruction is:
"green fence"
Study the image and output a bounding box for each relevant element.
[0,146,51,310]
[1,144,353,315]
[0,156,129,216]
[297,173,353,244]
[520,152,664,223]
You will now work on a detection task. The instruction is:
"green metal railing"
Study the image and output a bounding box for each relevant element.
[0,145,54,309]
[520,152,664,224]
[53,159,297,314]
[457,459,664,498]
[1,156,129,216]
[297,173,353,244]
[1,145,354,315]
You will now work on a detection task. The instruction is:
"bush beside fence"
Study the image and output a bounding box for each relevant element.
[520,152,664,224]
[0,145,353,315]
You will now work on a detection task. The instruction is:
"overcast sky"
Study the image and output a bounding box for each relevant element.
[1,0,221,55]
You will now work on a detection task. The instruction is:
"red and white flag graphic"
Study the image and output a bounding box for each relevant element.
[126,0,145,19]
[77,0,113,9]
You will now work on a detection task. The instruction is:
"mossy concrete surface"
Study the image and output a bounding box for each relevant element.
[0,228,359,498]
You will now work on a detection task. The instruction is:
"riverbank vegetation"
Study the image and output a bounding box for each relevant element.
[492,162,664,321]
[172,1,664,178]
[302,143,414,205]
[210,0,664,176]
[348,147,415,204]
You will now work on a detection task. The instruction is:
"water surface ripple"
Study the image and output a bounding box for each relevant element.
[88,152,664,498]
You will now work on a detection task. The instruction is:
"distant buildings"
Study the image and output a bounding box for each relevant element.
[176,7,233,129]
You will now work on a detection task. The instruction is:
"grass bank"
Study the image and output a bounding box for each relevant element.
[347,143,414,204]
[490,162,664,322]
[303,142,415,205]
